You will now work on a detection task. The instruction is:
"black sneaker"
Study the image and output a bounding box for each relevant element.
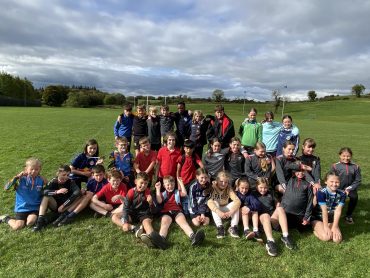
[58,216,74,227]
[345,216,354,224]
[32,217,46,232]
[134,225,144,238]
[52,213,68,227]
[244,229,255,240]
[228,226,239,238]
[281,235,296,250]
[265,240,278,257]
[191,230,205,246]
[216,226,225,239]
[254,231,264,243]
[149,231,168,250]
[140,234,155,248]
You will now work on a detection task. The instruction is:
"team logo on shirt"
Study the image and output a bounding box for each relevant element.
[286,136,291,140]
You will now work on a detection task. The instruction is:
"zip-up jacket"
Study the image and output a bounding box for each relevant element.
[114,113,134,138]
[188,181,211,216]
[239,119,262,147]
[281,176,313,221]
[244,154,274,185]
[122,187,151,223]
[206,114,235,149]
[43,178,81,208]
[299,154,321,184]
[225,152,245,181]
[331,161,361,191]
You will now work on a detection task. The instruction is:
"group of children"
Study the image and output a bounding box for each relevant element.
[0,103,362,257]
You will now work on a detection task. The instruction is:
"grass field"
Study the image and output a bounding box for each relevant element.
[0,99,369,278]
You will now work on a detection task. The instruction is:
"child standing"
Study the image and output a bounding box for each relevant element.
[331,147,361,224]
[155,176,205,246]
[134,137,157,187]
[254,177,295,256]
[32,165,83,231]
[281,169,313,232]
[1,158,46,230]
[147,106,161,151]
[235,178,261,239]
[311,171,346,243]
[108,137,134,187]
[90,170,128,218]
[189,110,209,159]
[114,172,167,249]
[70,139,104,188]
[276,115,300,157]
[176,139,204,216]
[244,142,275,190]
[239,107,262,154]
[224,137,245,187]
[188,168,211,227]
[156,132,181,185]
[207,171,241,239]
[159,105,175,145]
[133,104,148,156]
[114,104,134,151]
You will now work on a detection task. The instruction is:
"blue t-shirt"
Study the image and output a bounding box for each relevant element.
[15,176,44,212]
[70,153,98,179]
[86,178,108,194]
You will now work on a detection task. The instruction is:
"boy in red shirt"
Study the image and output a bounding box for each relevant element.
[156,131,181,185]
[134,137,157,187]
[176,139,204,216]
[90,170,128,219]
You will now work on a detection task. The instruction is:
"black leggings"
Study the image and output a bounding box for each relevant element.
[346,190,358,217]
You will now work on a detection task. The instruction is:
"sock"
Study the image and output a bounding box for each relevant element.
[267,237,275,242]
[282,232,289,237]
[244,226,250,231]
[253,227,258,232]
[131,225,136,232]
[189,232,194,239]
[105,211,112,218]
[67,212,77,219]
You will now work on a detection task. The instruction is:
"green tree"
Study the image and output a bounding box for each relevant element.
[42,85,68,106]
[212,89,225,102]
[351,84,365,97]
[307,90,317,101]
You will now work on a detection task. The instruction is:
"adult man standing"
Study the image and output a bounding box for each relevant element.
[174,101,192,147]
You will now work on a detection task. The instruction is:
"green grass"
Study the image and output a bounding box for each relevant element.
[0,100,369,278]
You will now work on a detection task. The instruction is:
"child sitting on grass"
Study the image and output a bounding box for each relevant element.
[235,178,261,240]
[32,165,83,231]
[188,168,211,227]
[207,171,241,239]
[114,172,167,249]
[254,177,295,257]
[155,176,205,246]
[311,171,346,243]
[1,158,46,230]
[90,170,128,218]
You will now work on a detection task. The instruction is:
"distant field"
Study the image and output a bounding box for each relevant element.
[0,99,369,277]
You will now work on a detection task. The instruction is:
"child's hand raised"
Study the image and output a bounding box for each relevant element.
[146,194,153,205]
[155,181,162,191]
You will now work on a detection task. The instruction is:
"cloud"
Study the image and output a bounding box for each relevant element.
[1,0,370,101]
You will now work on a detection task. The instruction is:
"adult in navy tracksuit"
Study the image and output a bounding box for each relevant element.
[331,147,361,224]
[174,101,192,147]
[281,170,313,232]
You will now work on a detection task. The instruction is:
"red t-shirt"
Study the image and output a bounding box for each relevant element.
[157,147,181,178]
[162,191,181,212]
[95,182,128,205]
[135,150,157,179]
[177,154,201,186]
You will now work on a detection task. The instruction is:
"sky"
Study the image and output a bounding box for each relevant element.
[1,0,370,101]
